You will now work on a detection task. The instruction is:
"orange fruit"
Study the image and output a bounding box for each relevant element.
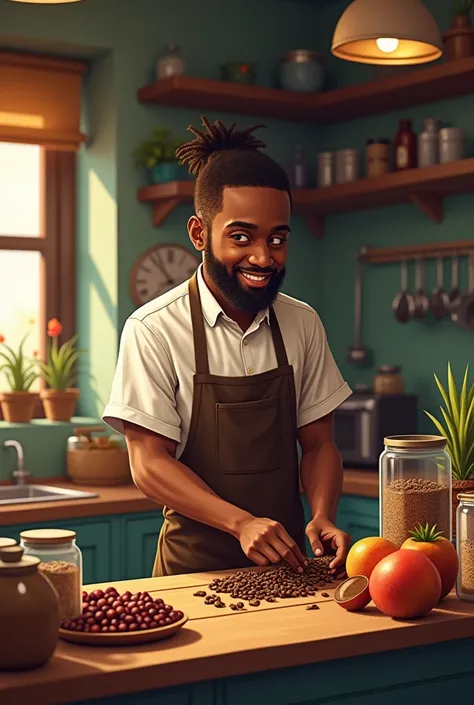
[401,523,459,599]
[346,536,398,579]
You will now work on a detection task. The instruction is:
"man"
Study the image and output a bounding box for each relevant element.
[103,116,352,577]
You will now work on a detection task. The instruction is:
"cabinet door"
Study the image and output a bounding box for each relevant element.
[337,496,379,544]
[122,512,164,580]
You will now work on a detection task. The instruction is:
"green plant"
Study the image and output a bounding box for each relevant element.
[0,332,39,392]
[424,363,474,481]
[409,523,444,542]
[452,0,474,17]
[36,318,85,391]
[133,128,185,169]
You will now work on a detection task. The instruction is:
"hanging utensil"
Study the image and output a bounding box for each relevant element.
[451,251,474,331]
[430,254,450,319]
[392,259,415,323]
[449,255,462,310]
[413,258,429,319]
[347,251,371,365]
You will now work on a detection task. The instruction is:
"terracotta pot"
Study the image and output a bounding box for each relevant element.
[452,479,474,537]
[443,13,474,60]
[0,391,39,423]
[40,387,80,422]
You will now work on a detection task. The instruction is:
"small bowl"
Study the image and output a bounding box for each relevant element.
[334,576,371,612]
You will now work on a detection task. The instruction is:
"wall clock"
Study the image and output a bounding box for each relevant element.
[129,243,200,306]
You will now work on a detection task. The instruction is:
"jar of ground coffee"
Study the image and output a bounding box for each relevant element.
[379,435,452,547]
[456,493,474,601]
[20,528,82,621]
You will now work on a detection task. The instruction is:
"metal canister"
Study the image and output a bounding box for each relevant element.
[366,139,390,178]
[439,127,465,164]
[317,152,334,187]
[418,119,439,168]
[335,149,360,184]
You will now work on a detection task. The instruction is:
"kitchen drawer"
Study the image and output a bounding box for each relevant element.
[122,512,164,580]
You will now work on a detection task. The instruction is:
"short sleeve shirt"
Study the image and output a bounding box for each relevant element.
[102,265,352,459]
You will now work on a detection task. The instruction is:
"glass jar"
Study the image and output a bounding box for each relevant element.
[156,45,186,80]
[380,435,452,547]
[0,543,60,670]
[280,50,325,92]
[20,528,82,621]
[456,492,474,601]
[335,149,360,184]
[366,139,391,178]
[374,364,404,394]
[439,127,465,164]
[317,151,334,187]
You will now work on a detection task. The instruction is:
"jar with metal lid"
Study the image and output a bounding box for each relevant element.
[0,542,60,670]
[335,149,360,184]
[418,119,439,168]
[156,44,186,80]
[280,50,325,92]
[380,435,452,547]
[366,139,391,178]
[374,364,404,395]
[439,127,465,164]
[317,151,334,187]
[20,528,82,621]
[456,492,474,600]
[67,425,131,486]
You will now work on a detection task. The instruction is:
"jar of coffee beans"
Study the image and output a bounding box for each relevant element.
[456,492,474,601]
[20,528,82,620]
[380,435,452,547]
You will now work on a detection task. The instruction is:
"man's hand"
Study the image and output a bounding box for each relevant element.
[305,517,350,575]
[237,516,308,573]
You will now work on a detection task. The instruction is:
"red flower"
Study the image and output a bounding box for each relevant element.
[33,350,39,358]
[239,64,250,73]
[47,318,63,338]
[0,335,4,344]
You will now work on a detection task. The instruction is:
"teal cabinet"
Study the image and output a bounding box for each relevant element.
[123,513,164,579]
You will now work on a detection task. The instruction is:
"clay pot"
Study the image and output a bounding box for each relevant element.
[0,391,39,423]
[443,13,474,60]
[452,479,474,537]
[40,387,80,422]
[334,575,371,612]
[0,543,60,670]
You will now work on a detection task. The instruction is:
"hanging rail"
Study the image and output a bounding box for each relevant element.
[359,239,474,264]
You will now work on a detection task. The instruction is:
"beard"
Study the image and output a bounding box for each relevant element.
[203,237,286,315]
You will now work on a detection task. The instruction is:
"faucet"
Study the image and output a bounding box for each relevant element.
[3,440,29,485]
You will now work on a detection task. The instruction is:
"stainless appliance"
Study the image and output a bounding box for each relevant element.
[334,392,418,468]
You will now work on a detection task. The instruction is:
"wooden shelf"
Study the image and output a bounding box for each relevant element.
[138,159,474,238]
[137,56,474,124]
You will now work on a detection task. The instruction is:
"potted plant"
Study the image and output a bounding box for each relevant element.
[134,128,186,185]
[0,332,39,423]
[36,318,84,422]
[443,0,474,60]
[425,363,474,538]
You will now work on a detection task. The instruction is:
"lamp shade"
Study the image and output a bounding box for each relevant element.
[331,0,443,66]
[9,0,82,4]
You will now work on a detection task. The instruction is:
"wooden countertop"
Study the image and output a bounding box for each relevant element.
[1,568,474,705]
[0,470,378,525]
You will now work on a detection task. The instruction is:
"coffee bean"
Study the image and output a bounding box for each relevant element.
[249,599,260,607]
[306,604,319,610]
[321,592,330,597]
[193,591,206,597]
[230,604,237,610]
[236,602,244,609]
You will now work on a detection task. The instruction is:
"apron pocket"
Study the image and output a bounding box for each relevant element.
[216,396,282,474]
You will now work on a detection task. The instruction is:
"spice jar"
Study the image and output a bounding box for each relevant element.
[317,152,334,187]
[156,45,186,80]
[418,119,439,168]
[456,492,474,601]
[374,365,404,394]
[280,50,325,92]
[366,139,391,178]
[394,119,417,170]
[0,543,60,670]
[20,528,82,621]
[380,435,452,547]
[335,149,360,184]
[439,127,465,164]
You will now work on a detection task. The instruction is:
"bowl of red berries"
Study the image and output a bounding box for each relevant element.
[59,586,188,645]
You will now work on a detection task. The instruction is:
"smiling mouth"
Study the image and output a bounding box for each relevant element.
[238,270,273,288]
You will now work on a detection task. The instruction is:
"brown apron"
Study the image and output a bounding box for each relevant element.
[152,272,306,576]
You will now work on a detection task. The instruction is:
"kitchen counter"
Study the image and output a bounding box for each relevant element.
[1,568,474,705]
[0,470,378,525]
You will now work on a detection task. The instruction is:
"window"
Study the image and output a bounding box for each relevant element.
[0,142,76,418]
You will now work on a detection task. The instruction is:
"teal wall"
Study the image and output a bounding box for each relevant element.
[315,0,474,432]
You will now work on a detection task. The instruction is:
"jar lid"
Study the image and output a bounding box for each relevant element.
[457,492,474,502]
[0,545,40,574]
[20,528,76,545]
[377,364,401,374]
[283,49,323,62]
[0,537,17,549]
[384,434,447,449]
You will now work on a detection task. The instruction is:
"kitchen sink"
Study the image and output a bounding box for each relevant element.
[0,484,98,505]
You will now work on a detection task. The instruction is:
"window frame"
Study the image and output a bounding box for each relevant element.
[0,147,77,419]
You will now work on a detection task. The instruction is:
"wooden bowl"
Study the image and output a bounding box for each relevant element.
[59,613,188,646]
[334,576,371,612]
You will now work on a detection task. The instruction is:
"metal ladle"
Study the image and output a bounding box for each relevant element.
[449,255,462,310]
[430,255,450,319]
[347,251,371,365]
[392,260,415,323]
[413,258,429,319]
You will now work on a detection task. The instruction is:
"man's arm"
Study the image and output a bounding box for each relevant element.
[298,412,342,524]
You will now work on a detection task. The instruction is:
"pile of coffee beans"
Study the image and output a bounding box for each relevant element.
[60,587,184,633]
[193,556,336,609]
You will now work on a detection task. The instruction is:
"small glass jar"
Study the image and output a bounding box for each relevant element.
[366,139,391,178]
[335,149,360,184]
[280,50,325,92]
[317,151,334,187]
[439,127,465,164]
[456,492,474,601]
[20,528,82,621]
[156,45,186,81]
[380,435,452,547]
[374,364,404,395]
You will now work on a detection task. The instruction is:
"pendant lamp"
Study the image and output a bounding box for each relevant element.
[331,0,443,66]
[8,0,82,4]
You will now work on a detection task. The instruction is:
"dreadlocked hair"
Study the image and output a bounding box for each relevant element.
[175,116,291,225]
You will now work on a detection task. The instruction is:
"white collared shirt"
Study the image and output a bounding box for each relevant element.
[103,265,352,459]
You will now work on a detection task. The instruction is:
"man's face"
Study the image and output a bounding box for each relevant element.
[201,187,290,315]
